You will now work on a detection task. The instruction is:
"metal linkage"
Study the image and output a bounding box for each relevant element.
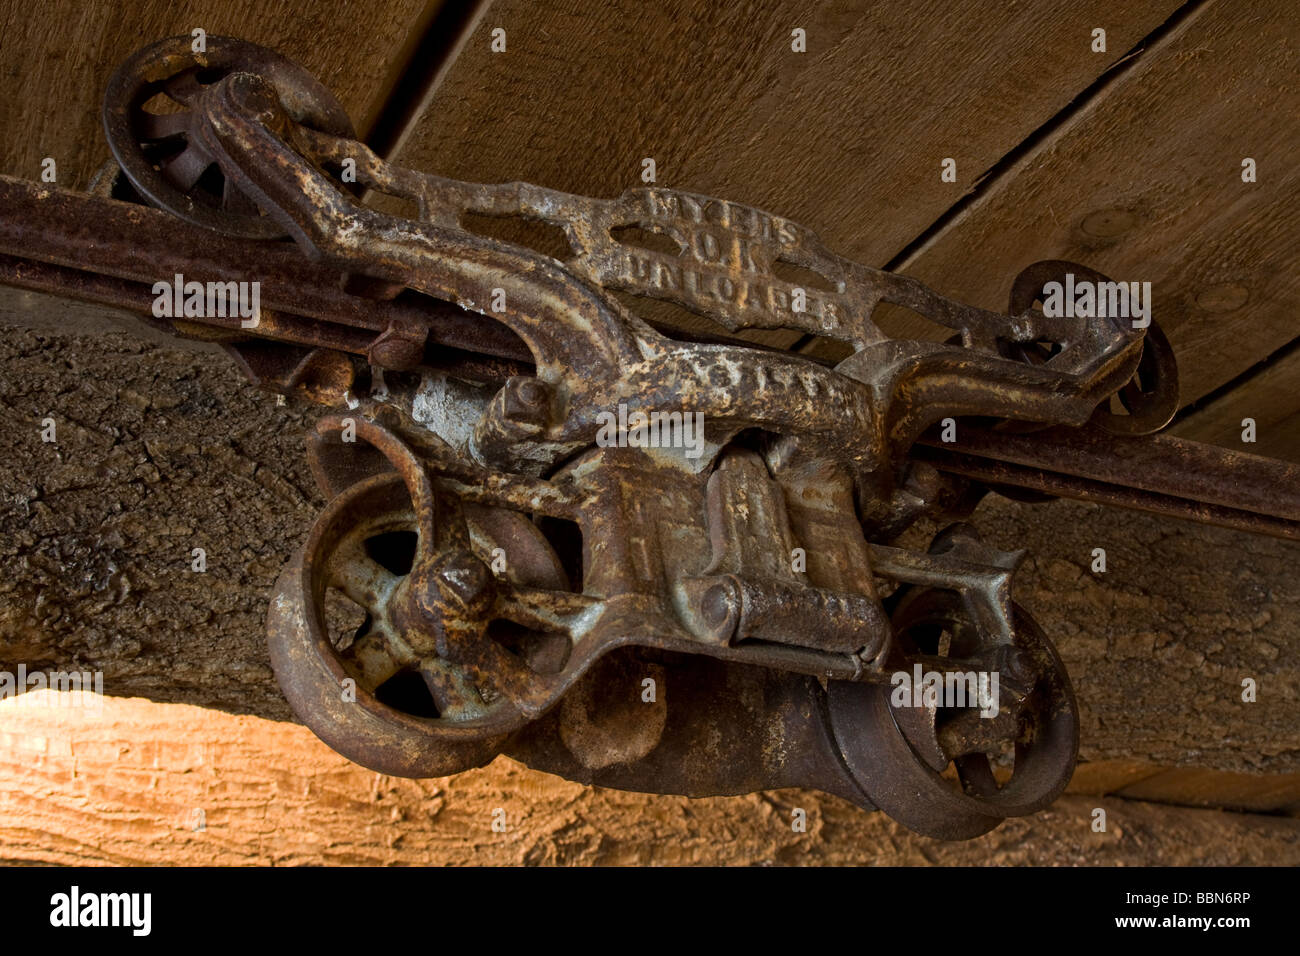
[0,34,1288,839]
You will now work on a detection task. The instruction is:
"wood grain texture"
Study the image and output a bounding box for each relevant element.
[391,0,1183,344]
[1109,765,1300,812]
[1,694,1297,865]
[1,319,1297,779]
[1171,343,1300,462]
[857,0,1300,413]
[0,0,438,189]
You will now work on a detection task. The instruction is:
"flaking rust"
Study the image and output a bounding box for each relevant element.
[2,34,1296,840]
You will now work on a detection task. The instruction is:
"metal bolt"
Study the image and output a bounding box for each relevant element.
[367,323,426,369]
[1001,647,1035,686]
[501,376,550,423]
[700,580,739,640]
[414,549,495,617]
[516,378,546,406]
[439,555,491,602]
[225,73,285,126]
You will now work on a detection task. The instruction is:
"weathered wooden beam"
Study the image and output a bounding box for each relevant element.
[858,0,1300,413]
[1172,341,1300,463]
[1,693,1297,864]
[386,0,1184,345]
[0,0,441,189]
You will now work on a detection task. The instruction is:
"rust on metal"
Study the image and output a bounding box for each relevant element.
[2,33,1294,841]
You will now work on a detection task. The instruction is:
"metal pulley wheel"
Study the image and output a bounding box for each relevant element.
[102,35,354,238]
[267,466,572,777]
[827,587,1078,839]
[1009,259,1179,435]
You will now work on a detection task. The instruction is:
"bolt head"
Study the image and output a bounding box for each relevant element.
[501,377,550,423]
[1001,647,1035,686]
[516,378,545,406]
[701,582,737,629]
[226,72,285,125]
[438,553,492,602]
[413,550,495,618]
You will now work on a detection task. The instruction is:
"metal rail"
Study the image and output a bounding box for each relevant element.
[2,173,1293,540]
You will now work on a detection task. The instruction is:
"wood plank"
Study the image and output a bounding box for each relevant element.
[1066,759,1166,794]
[1113,767,1300,812]
[389,0,1183,344]
[1171,343,1300,462]
[854,0,1300,412]
[1068,760,1300,813]
[2,693,1298,864]
[0,0,438,189]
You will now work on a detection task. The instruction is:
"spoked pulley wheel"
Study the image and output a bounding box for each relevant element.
[827,588,1078,839]
[1008,259,1179,435]
[267,471,571,777]
[102,35,354,238]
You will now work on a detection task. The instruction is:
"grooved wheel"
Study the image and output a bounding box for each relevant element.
[1009,259,1179,435]
[268,472,570,777]
[1088,317,1178,435]
[828,589,1078,839]
[103,35,353,238]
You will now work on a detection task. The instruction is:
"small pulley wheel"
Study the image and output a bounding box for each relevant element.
[1008,259,1179,435]
[828,588,1078,839]
[103,35,354,238]
[1088,318,1179,435]
[268,471,570,777]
